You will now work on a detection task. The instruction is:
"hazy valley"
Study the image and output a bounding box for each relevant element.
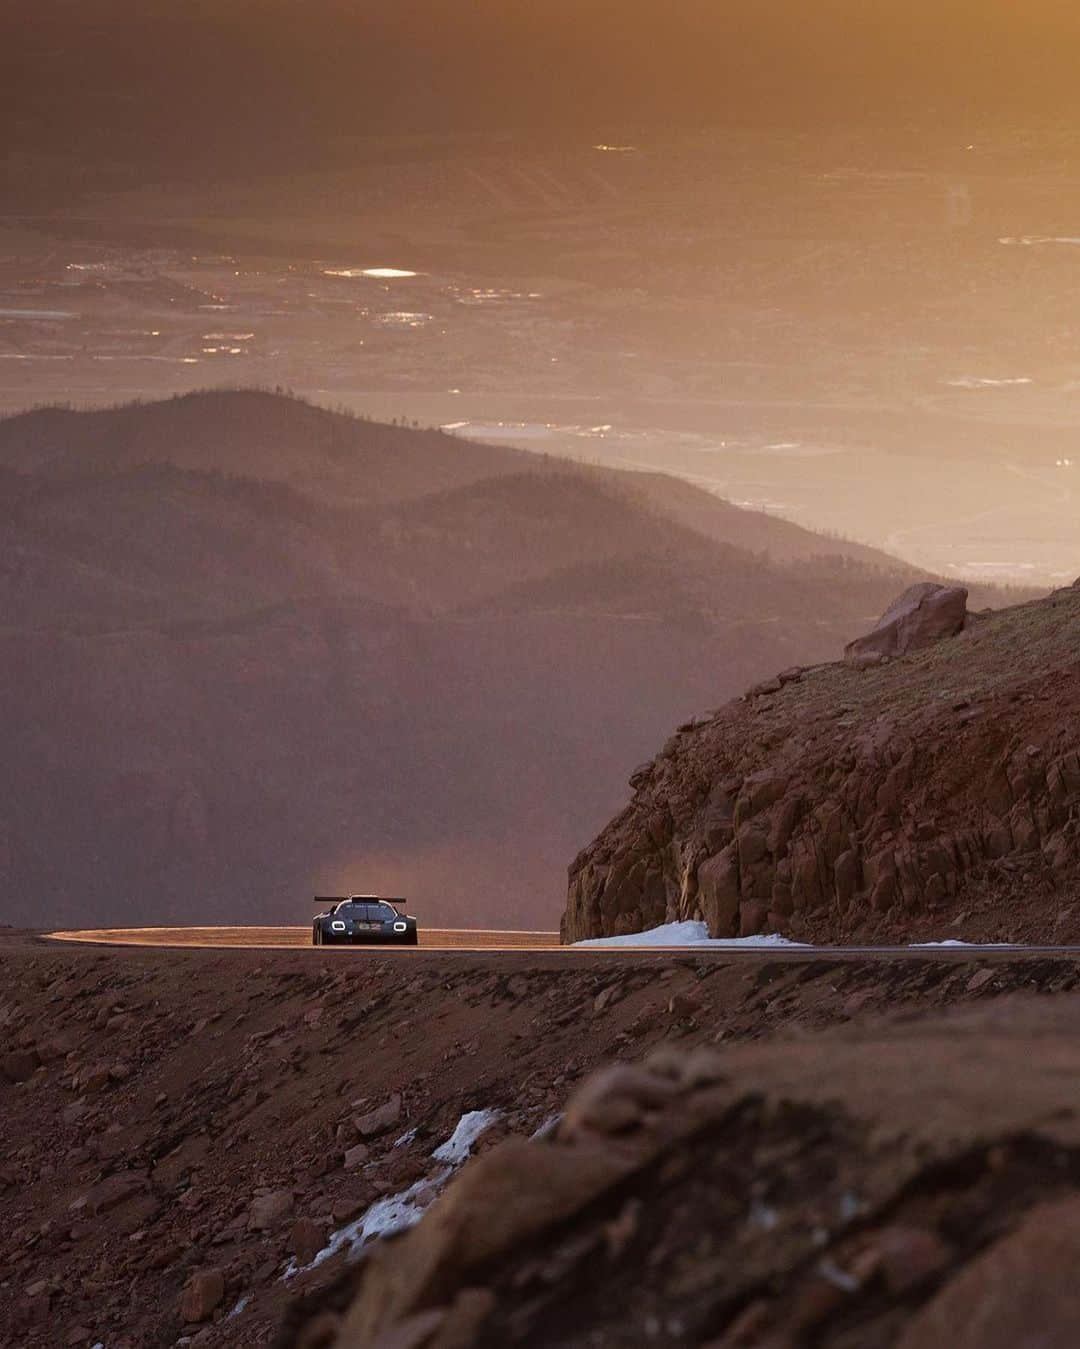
[1,388,1013,931]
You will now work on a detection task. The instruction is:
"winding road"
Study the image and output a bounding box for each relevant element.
[42,927,1080,961]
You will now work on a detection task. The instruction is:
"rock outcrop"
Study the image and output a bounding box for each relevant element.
[303,998,1080,1349]
[564,583,1080,945]
[844,581,969,668]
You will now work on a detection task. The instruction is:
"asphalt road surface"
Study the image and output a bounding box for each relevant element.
[46,926,561,950]
[42,927,1080,960]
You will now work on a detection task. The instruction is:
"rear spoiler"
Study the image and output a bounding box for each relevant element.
[313,895,409,911]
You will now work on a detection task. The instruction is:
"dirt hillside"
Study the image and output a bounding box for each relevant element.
[564,582,1080,946]
[4,932,1080,1347]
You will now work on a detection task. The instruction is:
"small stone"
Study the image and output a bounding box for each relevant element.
[2,1050,39,1084]
[62,1100,88,1126]
[355,1093,402,1139]
[248,1190,294,1231]
[78,1172,145,1216]
[593,985,620,1013]
[179,1268,225,1323]
[290,1218,326,1267]
[79,1063,112,1093]
[343,1143,370,1169]
[332,1198,366,1225]
[666,993,700,1022]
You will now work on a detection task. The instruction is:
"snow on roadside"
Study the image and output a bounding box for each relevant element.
[285,1108,501,1278]
[574,921,809,949]
[908,940,1014,948]
[575,922,1029,950]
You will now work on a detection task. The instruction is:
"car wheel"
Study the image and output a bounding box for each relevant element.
[406,930,418,946]
[312,926,321,946]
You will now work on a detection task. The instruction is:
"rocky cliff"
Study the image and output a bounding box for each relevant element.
[563,582,1080,945]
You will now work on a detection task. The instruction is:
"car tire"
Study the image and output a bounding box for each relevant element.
[312,926,321,946]
[406,930,419,946]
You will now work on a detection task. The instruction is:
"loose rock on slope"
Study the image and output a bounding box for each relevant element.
[844,582,969,668]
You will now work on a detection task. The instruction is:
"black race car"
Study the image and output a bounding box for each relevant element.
[312,895,419,946]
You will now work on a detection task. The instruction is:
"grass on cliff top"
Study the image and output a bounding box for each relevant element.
[738,583,1080,735]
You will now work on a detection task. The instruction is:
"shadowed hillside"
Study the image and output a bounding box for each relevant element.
[0,391,1032,929]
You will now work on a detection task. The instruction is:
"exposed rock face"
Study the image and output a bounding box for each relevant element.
[564,585,1080,945]
[896,1198,1080,1349]
[845,581,968,668]
[304,999,1080,1349]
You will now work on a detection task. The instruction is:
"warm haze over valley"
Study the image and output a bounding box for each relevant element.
[5,6,1080,1349]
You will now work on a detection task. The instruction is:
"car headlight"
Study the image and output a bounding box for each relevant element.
[393,922,407,933]
[331,921,346,932]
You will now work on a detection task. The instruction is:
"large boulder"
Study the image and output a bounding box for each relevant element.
[845,583,968,668]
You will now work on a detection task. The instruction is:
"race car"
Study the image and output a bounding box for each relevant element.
[312,895,419,946]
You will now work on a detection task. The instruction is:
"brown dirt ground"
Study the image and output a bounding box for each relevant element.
[3,929,1080,1346]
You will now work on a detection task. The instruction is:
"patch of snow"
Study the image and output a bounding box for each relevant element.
[909,940,1013,948]
[287,1172,443,1277]
[530,1112,562,1141]
[575,921,809,949]
[432,1109,500,1165]
[226,1295,251,1319]
[348,1176,438,1244]
[285,1108,501,1280]
[393,1126,419,1149]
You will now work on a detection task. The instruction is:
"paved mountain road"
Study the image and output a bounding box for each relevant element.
[42,926,1080,960]
[46,926,561,950]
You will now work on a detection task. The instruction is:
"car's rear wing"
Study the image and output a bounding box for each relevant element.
[313,895,410,912]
